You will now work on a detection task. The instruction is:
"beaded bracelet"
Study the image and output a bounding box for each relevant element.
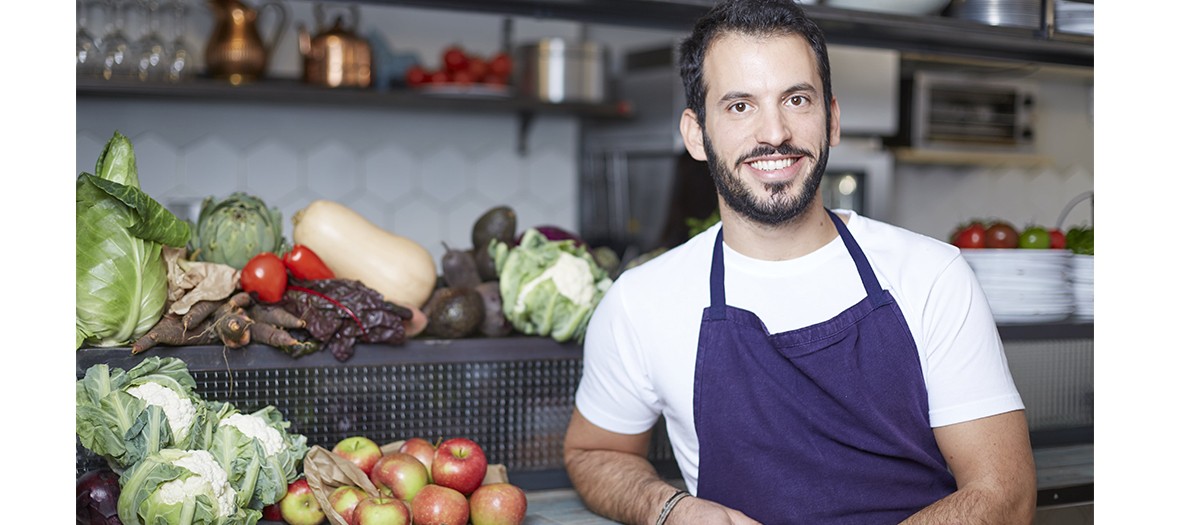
[654,490,690,525]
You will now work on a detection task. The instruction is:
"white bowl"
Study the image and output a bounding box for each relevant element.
[826,0,951,15]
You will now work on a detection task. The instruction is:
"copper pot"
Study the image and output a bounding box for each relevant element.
[297,4,372,88]
[204,0,288,84]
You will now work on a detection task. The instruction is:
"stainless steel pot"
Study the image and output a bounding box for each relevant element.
[515,38,607,103]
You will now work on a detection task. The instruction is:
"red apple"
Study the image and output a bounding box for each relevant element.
[328,485,368,524]
[353,495,411,525]
[432,437,488,496]
[469,483,528,525]
[333,436,384,476]
[369,452,429,502]
[411,484,469,525]
[279,478,326,525]
[398,437,438,482]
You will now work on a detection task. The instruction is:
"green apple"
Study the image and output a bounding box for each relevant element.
[353,495,411,525]
[279,478,326,525]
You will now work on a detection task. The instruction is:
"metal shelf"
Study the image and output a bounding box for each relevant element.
[77,76,632,154]
[76,76,631,119]
[76,319,1093,376]
[317,0,1092,68]
[75,336,584,376]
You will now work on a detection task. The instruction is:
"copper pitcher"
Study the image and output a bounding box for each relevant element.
[204,0,288,84]
[297,4,372,88]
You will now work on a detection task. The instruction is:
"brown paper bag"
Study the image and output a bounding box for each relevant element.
[303,440,510,525]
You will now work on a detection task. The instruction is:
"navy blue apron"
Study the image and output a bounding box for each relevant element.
[693,210,956,524]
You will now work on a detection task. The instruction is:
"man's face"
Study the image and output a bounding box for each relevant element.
[683,32,840,226]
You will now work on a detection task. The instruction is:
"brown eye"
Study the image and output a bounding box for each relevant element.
[730,102,749,113]
[787,95,806,107]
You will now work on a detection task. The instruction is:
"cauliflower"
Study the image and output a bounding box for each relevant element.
[513,251,598,313]
[117,448,259,525]
[219,413,284,457]
[127,382,197,443]
[160,450,238,518]
[490,228,613,343]
[76,357,211,471]
[208,404,308,511]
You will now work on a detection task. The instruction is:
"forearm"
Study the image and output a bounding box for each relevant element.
[901,482,1036,525]
[564,447,682,525]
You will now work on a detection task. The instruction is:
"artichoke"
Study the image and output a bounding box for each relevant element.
[192,192,287,269]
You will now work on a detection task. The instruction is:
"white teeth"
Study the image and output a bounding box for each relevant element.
[750,158,796,171]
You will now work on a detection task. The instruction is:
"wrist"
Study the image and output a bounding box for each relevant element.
[654,489,691,525]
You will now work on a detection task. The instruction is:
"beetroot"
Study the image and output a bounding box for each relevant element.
[77,469,123,525]
[516,225,585,247]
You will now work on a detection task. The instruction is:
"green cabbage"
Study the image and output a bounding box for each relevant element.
[207,403,308,510]
[117,448,262,525]
[490,228,613,343]
[191,192,287,269]
[76,357,213,473]
[76,131,192,349]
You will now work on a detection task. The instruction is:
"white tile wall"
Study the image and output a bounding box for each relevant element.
[76,99,580,262]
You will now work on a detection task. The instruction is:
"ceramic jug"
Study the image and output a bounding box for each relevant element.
[204,0,288,84]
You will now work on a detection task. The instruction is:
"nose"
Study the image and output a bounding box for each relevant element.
[753,105,792,147]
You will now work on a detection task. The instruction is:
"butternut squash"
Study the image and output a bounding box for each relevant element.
[292,200,437,308]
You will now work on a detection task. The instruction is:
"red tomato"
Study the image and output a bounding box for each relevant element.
[282,244,336,280]
[451,68,476,85]
[405,64,429,87]
[240,252,287,303]
[985,222,1020,249]
[467,56,489,83]
[428,69,451,84]
[442,45,470,73]
[1049,228,1067,249]
[953,223,986,249]
[489,52,513,77]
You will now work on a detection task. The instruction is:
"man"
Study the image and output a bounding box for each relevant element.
[562,1,1037,523]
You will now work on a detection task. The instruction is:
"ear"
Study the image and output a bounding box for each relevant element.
[680,108,708,161]
[828,94,842,147]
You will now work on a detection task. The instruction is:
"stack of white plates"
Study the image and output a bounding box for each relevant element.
[1069,254,1094,320]
[961,249,1074,324]
[1055,0,1094,35]
[951,0,1043,29]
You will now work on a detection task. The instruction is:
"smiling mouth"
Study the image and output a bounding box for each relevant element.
[748,157,798,171]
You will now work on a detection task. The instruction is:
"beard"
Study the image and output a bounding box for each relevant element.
[703,130,829,227]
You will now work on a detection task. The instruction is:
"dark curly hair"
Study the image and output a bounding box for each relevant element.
[678,0,833,129]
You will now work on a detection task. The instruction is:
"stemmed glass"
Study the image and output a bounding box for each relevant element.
[162,0,193,82]
[100,0,136,80]
[77,0,102,76]
[136,0,169,81]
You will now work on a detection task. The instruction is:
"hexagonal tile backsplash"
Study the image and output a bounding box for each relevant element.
[76,99,579,263]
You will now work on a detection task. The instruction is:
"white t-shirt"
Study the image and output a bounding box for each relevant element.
[575,210,1024,494]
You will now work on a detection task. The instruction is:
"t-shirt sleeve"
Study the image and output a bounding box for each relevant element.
[574,279,663,435]
[922,254,1025,427]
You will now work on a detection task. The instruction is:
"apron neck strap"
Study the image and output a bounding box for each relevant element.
[827,209,887,304]
[708,210,887,313]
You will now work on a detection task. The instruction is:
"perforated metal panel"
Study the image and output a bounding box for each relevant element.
[1003,338,1094,432]
[75,340,679,486]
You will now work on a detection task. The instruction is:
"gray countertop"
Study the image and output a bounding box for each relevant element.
[523,444,1094,525]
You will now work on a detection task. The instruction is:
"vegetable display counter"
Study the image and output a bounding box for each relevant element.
[77,326,1092,496]
[75,337,679,490]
